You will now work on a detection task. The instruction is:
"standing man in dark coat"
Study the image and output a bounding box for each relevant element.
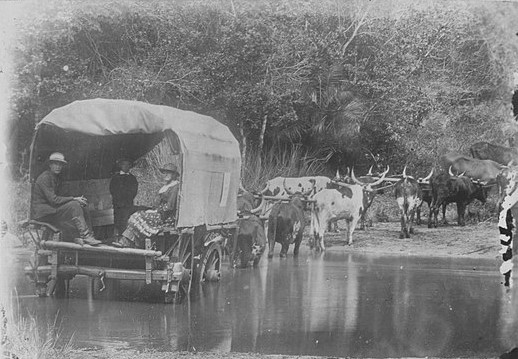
[31,152,101,246]
[109,158,138,236]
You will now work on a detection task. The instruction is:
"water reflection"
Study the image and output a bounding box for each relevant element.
[9,249,518,357]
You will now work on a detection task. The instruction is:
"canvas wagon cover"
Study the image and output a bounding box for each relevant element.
[34,98,241,228]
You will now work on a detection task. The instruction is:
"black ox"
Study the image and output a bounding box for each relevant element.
[234,190,266,268]
[429,172,490,228]
[267,196,306,258]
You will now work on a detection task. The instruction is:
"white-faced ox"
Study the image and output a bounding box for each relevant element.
[310,171,387,250]
[267,195,306,258]
[329,166,390,231]
[394,167,423,238]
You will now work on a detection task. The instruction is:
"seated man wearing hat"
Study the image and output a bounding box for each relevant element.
[31,152,102,246]
[109,157,138,237]
[113,163,180,248]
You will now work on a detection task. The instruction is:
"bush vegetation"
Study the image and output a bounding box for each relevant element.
[5,0,518,225]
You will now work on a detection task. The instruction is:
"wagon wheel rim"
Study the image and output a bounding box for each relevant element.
[200,244,222,282]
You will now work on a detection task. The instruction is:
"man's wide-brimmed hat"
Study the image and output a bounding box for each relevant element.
[159,163,180,175]
[116,157,133,167]
[48,152,67,164]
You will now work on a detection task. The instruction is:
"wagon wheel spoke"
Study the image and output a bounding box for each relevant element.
[178,235,192,268]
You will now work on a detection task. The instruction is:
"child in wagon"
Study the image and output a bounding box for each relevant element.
[112,163,180,248]
[109,157,138,237]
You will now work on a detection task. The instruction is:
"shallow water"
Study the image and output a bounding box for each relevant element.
[6,248,518,358]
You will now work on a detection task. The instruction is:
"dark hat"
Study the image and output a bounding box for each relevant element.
[116,157,133,167]
[159,163,180,175]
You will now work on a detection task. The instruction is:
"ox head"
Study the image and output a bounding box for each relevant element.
[289,193,306,210]
[417,168,434,186]
[333,167,352,184]
[351,166,389,189]
[351,166,389,206]
[238,187,264,216]
[448,166,467,178]
[470,179,490,204]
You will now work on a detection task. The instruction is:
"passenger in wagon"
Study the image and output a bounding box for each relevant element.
[31,152,102,246]
[113,163,180,248]
[109,157,138,236]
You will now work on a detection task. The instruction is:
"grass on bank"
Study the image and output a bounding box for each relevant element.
[1,297,73,359]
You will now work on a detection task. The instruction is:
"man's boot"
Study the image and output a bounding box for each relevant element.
[71,216,102,246]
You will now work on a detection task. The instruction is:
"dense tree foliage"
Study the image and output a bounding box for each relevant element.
[7,0,518,182]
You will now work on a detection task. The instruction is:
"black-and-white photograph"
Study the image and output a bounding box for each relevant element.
[1,1,518,358]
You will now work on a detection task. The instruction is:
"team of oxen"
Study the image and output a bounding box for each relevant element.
[233,140,517,268]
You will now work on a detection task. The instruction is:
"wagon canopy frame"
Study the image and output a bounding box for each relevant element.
[29,98,241,228]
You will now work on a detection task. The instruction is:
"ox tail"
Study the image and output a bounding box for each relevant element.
[310,204,321,249]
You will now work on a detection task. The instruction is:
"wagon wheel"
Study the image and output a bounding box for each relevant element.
[164,233,193,304]
[196,234,223,283]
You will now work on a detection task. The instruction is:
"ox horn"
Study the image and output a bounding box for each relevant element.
[367,165,374,176]
[250,196,266,214]
[370,165,389,186]
[508,160,515,167]
[350,167,364,185]
[402,165,408,178]
[335,169,341,180]
[422,168,434,181]
[448,166,455,177]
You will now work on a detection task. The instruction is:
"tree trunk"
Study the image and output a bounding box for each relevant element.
[238,122,247,174]
[257,114,268,171]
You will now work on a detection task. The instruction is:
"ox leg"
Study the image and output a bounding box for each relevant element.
[293,233,303,256]
[267,219,276,259]
[428,200,436,228]
[316,223,326,251]
[442,204,448,225]
[400,212,410,239]
[457,202,466,226]
[416,206,422,226]
[267,241,275,259]
[280,241,289,258]
[409,209,416,235]
[347,217,360,245]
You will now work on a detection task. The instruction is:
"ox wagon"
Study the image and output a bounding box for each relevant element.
[22,99,241,303]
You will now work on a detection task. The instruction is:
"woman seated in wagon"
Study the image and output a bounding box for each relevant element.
[113,162,181,249]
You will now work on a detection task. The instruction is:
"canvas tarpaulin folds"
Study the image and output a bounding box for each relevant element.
[30,98,241,228]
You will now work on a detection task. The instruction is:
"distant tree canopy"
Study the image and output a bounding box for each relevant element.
[8,0,518,180]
